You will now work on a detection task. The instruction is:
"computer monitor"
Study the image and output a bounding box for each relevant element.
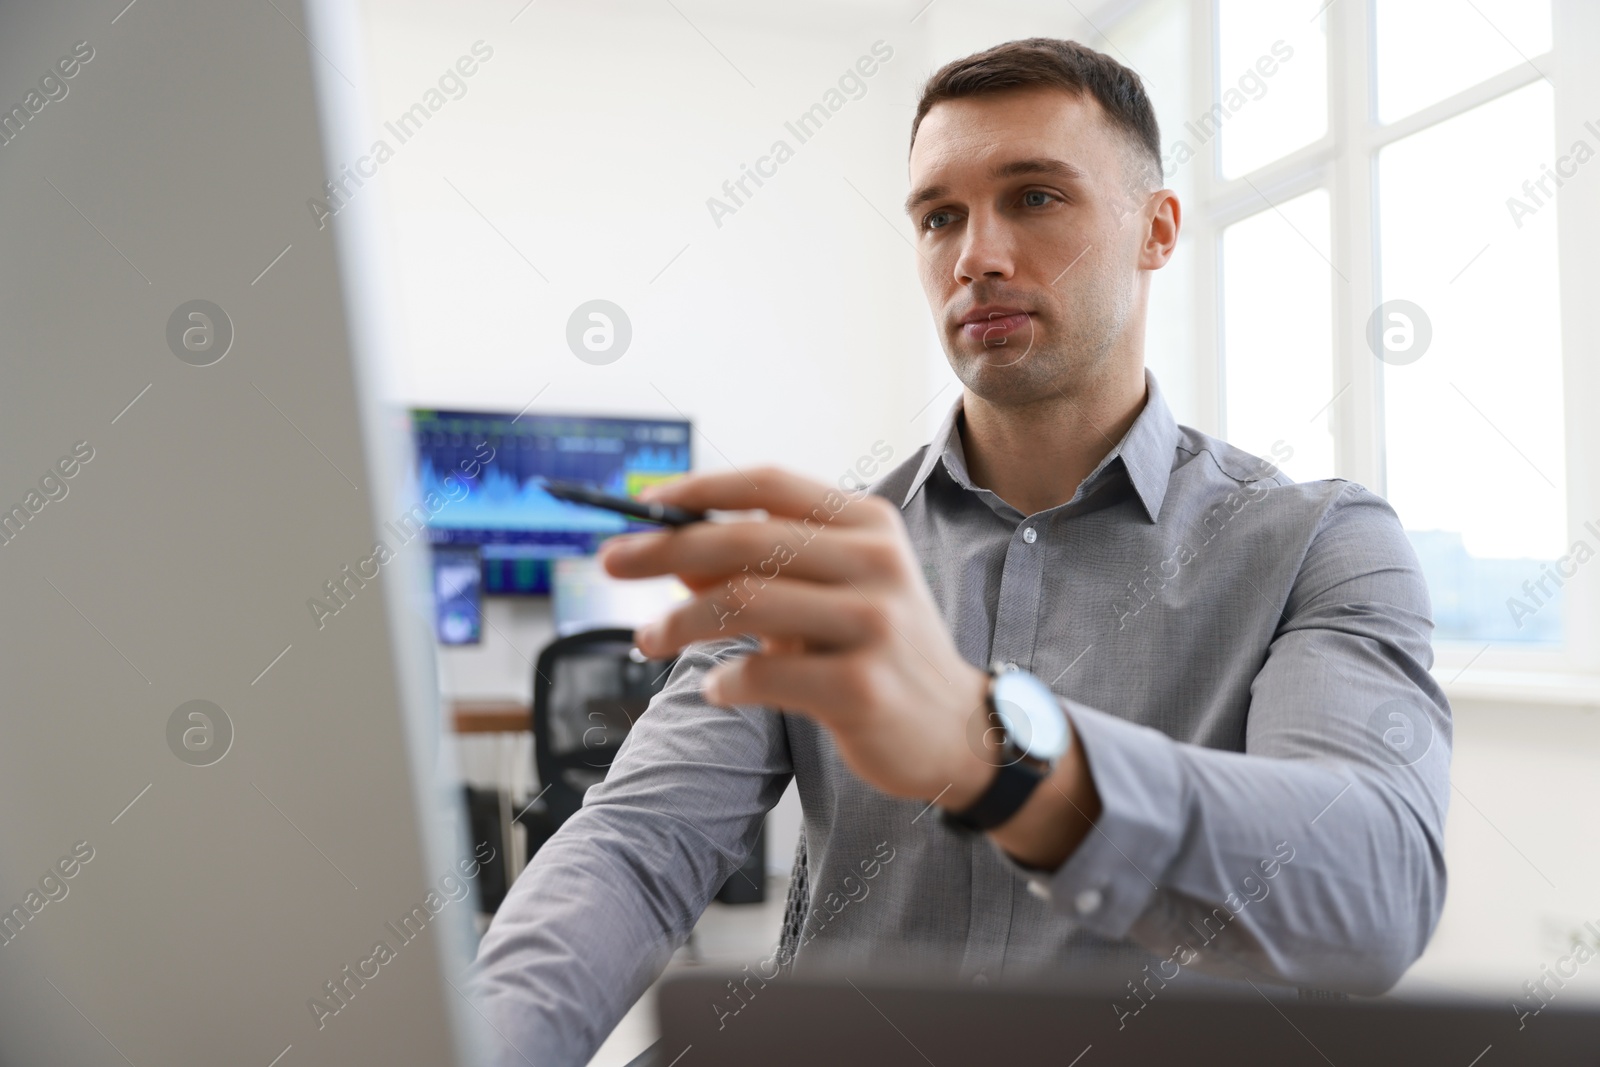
[0,2,484,1064]
[409,410,692,595]
[659,969,1600,1066]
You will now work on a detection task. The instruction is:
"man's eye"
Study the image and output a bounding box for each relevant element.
[1022,190,1055,208]
[923,210,954,231]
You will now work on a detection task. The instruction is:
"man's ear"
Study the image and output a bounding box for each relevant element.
[1140,189,1181,270]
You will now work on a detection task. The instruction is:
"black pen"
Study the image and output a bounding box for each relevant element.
[540,479,706,527]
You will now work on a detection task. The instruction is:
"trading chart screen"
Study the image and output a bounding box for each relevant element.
[409,409,692,594]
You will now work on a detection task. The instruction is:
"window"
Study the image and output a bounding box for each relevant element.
[1220,189,1335,483]
[1373,0,1552,123]
[1376,81,1566,644]
[1216,0,1328,178]
[1119,0,1596,679]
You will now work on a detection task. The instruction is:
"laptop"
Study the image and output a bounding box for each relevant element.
[658,966,1597,1065]
[0,2,485,1063]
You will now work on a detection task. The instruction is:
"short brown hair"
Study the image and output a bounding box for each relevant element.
[910,38,1162,186]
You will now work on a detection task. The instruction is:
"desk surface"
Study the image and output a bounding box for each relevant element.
[450,699,530,733]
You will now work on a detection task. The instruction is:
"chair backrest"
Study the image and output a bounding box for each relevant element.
[532,627,676,826]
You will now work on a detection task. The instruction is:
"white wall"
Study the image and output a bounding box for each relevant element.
[1398,694,1600,1004]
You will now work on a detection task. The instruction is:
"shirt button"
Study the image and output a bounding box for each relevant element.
[1027,877,1052,901]
[1022,526,1037,544]
[1074,888,1103,916]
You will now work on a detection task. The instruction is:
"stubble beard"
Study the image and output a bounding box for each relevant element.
[946,309,1116,411]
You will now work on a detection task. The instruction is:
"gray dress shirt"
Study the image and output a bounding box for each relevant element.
[470,369,1452,1066]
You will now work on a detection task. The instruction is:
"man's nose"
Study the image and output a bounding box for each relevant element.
[953,211,1016,284]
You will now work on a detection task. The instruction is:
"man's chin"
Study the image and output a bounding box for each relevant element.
[948,353,1061,407]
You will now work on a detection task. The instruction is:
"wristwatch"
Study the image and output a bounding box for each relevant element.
[942,663,1071,833]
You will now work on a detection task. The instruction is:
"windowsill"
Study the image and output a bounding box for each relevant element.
[1435,668,1600,709]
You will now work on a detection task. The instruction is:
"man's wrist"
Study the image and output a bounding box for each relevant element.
[934,667,1101,865]
[939,665,1004,812]
[986,722,1099,870]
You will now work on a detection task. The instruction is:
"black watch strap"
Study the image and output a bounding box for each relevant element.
[940,759,1046,832]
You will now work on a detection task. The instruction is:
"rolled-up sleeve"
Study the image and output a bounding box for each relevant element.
[1005,482,1451,993]
[469,637,791,1067]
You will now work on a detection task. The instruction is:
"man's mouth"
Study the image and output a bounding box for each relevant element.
[958,306,1032,344]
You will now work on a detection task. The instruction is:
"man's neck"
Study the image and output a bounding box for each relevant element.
[959,367,1149,517]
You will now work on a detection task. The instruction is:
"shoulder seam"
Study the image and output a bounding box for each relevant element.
[1173,441,1300,489]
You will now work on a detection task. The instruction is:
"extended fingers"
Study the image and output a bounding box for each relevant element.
[600,519,906,586]
[635,577,883,658]
[701,648,868,720]
[640,466,888,527]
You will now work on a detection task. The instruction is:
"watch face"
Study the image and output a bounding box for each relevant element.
[993,669,1070,764]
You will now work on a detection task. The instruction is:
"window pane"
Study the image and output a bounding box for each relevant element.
[1375,0,1551,124]
[1215,0,1328,178]
[1378,82,1566,644]
[1221,188,1336,482]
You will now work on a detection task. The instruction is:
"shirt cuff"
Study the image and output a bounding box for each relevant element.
[997,699,1188,939]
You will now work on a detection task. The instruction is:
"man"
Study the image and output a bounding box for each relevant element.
[472,37,1450,1064]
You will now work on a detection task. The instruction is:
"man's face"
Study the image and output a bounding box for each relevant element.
[905,87,1165,406]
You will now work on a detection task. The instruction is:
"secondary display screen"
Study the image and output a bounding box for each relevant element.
[408,409,692,594]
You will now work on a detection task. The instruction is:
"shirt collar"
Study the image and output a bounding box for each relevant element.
[901,368,1179,524]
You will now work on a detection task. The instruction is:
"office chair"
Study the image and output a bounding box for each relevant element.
[522,628,674,845]
[777,829,810,970]
[517,627,776,905]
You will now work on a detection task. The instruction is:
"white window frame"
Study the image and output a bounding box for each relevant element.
[1092,0,1600,705]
